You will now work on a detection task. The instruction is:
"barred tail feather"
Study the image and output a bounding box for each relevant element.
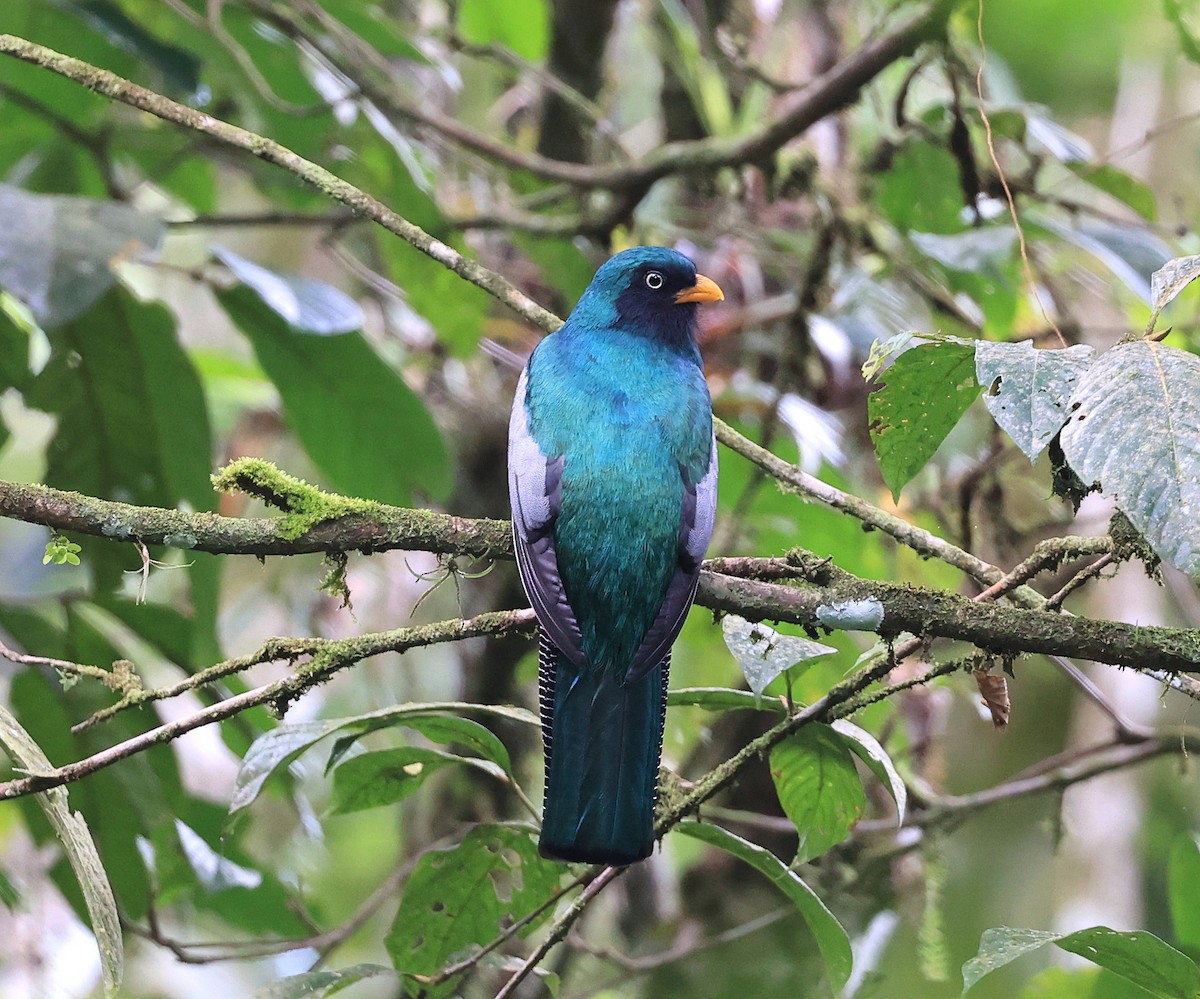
[537,629,669,865]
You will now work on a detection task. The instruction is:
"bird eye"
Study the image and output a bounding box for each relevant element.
[645,271,664,290]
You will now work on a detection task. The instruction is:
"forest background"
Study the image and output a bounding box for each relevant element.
[3,1,1200,997]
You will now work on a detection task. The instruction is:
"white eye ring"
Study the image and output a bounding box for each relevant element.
[645,271,664,290]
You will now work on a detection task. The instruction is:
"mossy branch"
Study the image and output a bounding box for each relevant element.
[2,469,1195,673]
[0,607,537,802]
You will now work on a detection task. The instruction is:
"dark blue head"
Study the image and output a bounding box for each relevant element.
[571,246,723,350]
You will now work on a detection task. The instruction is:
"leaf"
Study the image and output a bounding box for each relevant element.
[769,725,865,863]
[866,336,980,498]
[219,286,450,505]
[216,247,363,335]
[253,964,398,999]
[61,0,203,97]
[329,747,506,814]
[1168,834,1200,953]
[230,703,536,813]
[963,925,1200,998]
[676,822,852,989]
[875,142,966,234]
[721,615,837,698]
[1059,341,1200,576]
[975,340,1096,461]
[0,184,163,328]
[667,687,786,712]
[457,0,549,61]
[0,703,123,995]
[1150,255,1200,320]
[1071,163,1157,221]
[326,712,515,774]
[385,825,562,997]
[830,720,906,825]
[963,927,1061,992]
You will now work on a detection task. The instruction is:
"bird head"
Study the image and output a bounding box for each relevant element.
[575,246,724,349]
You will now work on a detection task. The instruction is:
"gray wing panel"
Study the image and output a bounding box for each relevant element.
[508,366,585,666]
[625,435,717,683]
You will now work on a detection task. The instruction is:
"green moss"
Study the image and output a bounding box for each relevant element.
[211,457,383,540]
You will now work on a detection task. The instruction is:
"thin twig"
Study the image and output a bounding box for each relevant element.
[0,608,537,801]
[493,867,624,999]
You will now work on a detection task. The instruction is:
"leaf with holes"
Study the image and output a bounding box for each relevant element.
[385,825,561,997]
[867,336,980,498]
[963,925,1200,998]
[330,747,506,814]
[770,725,865,863]
[975,340,1096,462]
[721,615,837,698]
[1059,341,1200,577]
[230,702,536,813]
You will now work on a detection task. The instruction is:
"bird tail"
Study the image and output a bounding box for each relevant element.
[537,629,668,865]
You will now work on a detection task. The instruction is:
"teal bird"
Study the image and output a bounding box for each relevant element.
[508,246,723,865]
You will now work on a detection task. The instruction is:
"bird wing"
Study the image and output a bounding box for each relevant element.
[508,366,586,666]
[625,433,718,683]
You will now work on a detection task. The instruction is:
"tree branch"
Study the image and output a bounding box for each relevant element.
[3,478,1196,674]
[0,608,535,801]
[0,33,563,336]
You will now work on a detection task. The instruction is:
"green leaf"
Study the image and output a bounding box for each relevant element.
[62,0,202,96]
[1015,965,1153,999]
[0,185,163,328]
[457,0,549,61]
[964,925,1200,998]
[26,289,212,509]
[385,825,562,996]
[1169,834,1200,953]
[1059,341,1200,576]
[975,340,1096,462]
[0,703,123,995]
[389,246,489,357]
[230,703,537,813]
[254,965,398,999]
[675,822,852,989]
[326,712,515,774]
[216,247,363,335]
[769,725,865,863]
[1071,163,1157,221]
[330,747,506,814]
[667,687,786,712]
[721,615,837,698]
[24,287,217,642]
[875,142,966,234]
[659,0,735,136]
[219,286,450,504]
[866,336,980,498]
[830,719,906,825]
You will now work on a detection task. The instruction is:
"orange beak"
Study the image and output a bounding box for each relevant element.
[674,273,725,304]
